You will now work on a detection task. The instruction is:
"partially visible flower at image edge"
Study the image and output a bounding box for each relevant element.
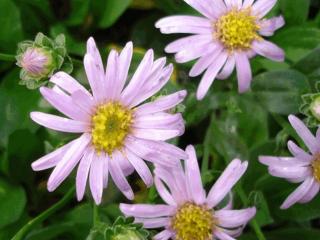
[260,115,320,209]
[30,37,187,204]
[16,32,73,89]
[156,0,285,100]
[121,145,256,240]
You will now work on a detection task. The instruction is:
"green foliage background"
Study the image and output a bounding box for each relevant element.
[0,0,320,239]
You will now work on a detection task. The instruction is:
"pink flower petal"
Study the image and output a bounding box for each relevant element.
[30,112,90,133]
[281,177,315,209]
[235,52,252,93]
[116,42,133,96]
[104,50,119,101]
[164,34,213,53]
[252,0,277,18]
[207,159,248,208]
[288,115,319,154]
[252,40,285,62]
[125,149,153,187]
[287,140,313,162]
[47,134,91,192]
[215,207,256,228]
[120,204,176,218]
[299,181,320,204]
[109,151,134,200]
[89,152,104,205]
[217,56,235,80]
[269,165,311,179]
[259,16,285,36]
[185,145,206,204]
[259,156,310,168]
[197,51,228,100]
[134,217,171,229]
[76,148,94,201]
[156,16,212,29]
[155,176,177,206]
[214,230,236,240]
[153,230,174,240]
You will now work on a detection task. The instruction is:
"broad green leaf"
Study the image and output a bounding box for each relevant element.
[252,70,310,114]
[0,70,40,146]
[0,178,26,228]
[294,47,320,76]
[65,0,90,26]
[98,0,132,28]
[280,0,310,25]
[0,0,23,52]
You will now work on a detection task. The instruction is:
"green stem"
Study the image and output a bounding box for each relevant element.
[93,203,100,227]
[0,53,15,61]
[11,186,75,240]
[201,115,214,173]
[236,185,266,240]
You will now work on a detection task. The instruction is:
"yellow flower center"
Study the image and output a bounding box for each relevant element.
[312,153,320,182]
[171,203,216,240]
[215,9,260,51]
[91,102,133,155]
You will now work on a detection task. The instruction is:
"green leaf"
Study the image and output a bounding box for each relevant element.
[279,0,310,25]
[294,47,320,76]
[252,70,310,114]
[0,178,26,228]
[0,0,23,52]
[65,0,90,26]
[98,0,132,28]
[0,70,40,146]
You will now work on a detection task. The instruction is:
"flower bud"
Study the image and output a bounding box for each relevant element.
[16,32,73,89]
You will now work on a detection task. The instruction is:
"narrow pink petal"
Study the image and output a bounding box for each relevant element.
[84,54,105,101]
[153,230,174,240]
[125,148,153,187]
[197,51,228,100]
[222,227,244,238]
[31,140,75,171]
[132,128,182,141]
[252,40,285,62]
[155,16,212,29]
[135,217,171,229]
[215,207,256,228]
[225,0,242,10]
[242,0,254,8]
[175,43,217,63]
[50,71,92,97]
[135,90,187,115]
[165,35,213,54]
[288,115,318,154]
[217,56,235,80]
[109,151,134,200]
[158,25,211,34]
[89,153,104,205]
[183,0,222,19]
[189,44,223,77]
[121,49,154,105]
[76,148,94,201]
[116,42,133,96]
[120,204,176,218]
[134,113,182,129]
[118,154,134,177]
[269,166,311,179]
[128,64,174,107]
[222,192,233,210]
[103,155,109,188]
[214,230,236,240]
[71,90,95,115]
[104,50,119,101]
[47,134,91,191]
[155,176,177,206]
[30,112,90,133]
[281,177,315,209]
[252,0,277,18]
[299,181,320,204]
[185,145,206,204]
[207,160,248,208]
[259,16,285,36]
[259,156,311,167]
[235,52,252,93]
[125,138,179,167]
[40,87,89,121]
[287,141,313,162]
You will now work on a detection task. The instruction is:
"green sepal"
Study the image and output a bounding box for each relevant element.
[299,84,320,127]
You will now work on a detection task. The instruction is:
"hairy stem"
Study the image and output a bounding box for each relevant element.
[11,186,75,240]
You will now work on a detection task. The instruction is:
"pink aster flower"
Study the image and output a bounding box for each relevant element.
[120,145,256,240]
[30,37,187,205]
[259,115,320,209]
[155,0,285,99]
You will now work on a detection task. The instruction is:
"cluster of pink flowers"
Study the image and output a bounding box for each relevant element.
[27,0,319,239]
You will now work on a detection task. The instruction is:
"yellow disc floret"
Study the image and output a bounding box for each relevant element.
[171,203,216,240]
[215,9,260,51]
[91,102,133,155]
[312,153,320,182]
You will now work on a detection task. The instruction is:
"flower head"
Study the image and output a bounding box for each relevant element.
[120,145,256,240]
[30,37,187,205]
[259,115,320,209]
[16,33,73,89]
[156,0,285,99]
